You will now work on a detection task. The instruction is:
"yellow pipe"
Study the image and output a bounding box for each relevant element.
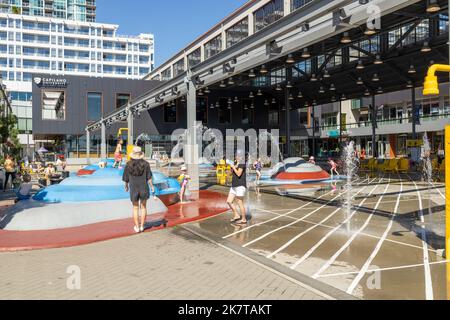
[423,64,450,96]
[446,126,450,299]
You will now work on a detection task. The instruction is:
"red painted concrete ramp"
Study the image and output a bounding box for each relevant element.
[0,190,228,252]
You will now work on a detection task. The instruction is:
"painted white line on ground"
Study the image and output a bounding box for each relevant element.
[312,177,391,279]
[223,178,372,239]
[223,191,335,239]
[346,177,403,295]
[411,178,434,301]
[242,194,342,248]
[290,177,384,271]
[254,207,436,253]
[431,182,446,200]
[317,260,449,278]
[266,182,373,259]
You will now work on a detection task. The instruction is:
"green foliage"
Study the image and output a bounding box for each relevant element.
[0,106,21,160]
[11,6,21,14]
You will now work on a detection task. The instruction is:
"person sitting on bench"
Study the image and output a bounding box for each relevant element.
[16,174,33,201]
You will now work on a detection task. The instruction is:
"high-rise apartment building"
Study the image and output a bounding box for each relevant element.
[0,12,155,153]
[0,0,96,22]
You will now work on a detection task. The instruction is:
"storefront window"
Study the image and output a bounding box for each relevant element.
[116,93,130,109]
[218,98,231,124]
[241,99,254,125]
[164,103,177,123]
[42,90,66,120]
[197,97,208,124]
[87,92,102,122]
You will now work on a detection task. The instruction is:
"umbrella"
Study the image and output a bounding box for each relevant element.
[38,147,48,153]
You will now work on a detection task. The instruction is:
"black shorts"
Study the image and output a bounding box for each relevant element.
[130,187,150,203]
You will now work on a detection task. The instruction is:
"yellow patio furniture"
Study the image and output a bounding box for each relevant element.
[384,159,399,173]
[398,158,410,173]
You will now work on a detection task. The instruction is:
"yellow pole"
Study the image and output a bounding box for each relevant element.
[446,126,450,299]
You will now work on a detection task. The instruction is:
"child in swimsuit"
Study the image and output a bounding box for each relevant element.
[177,165,190,203]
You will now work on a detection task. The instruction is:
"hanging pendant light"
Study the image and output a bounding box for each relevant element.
[372,73,380,82]
[341,94,347,101]
[248,69,256,78]
[234,96,239,103]
[260,65,268,74]
[244,104,248,110]
[364,89,371,96]
[276,84,282,91]
[264,100,269,106]
[310,73,318,82]
[286,54,295,64]
[356,77,364,85]
[319,86,325,94]
[330,83,336,91]
[301,48,311,58]
[408,65,416,74]
[210,104,215,109]
[289,94,294,100]
[356,60,365,70]
[331,96,337,102]
[228,77,235,85]
[249,91,254,99]
[406,81,413,88]
[377,87,383,94]
[340,32,351,44]
[272,98,276,104]
[323,69,331,78]
[250,103,255,109]
[421,41,431,53]
[426,0,441,13]
[286,81,293,89]
[219,80,226,88]
[374,55,383,65]
[257,89,263,96]
[297,91,303,98]
[204,87,210,94]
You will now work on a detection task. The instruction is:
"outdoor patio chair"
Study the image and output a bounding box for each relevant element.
[384,159,399,173]
[397,159,410,174]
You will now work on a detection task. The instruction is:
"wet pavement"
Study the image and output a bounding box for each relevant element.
[196,174,448,300]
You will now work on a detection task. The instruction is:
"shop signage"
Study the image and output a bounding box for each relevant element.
[406,140,423,148]
[34,77,68,88]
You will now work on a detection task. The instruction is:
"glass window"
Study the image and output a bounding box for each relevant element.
[116,93,130,109]
[187,48,201,68]
[42,90,66,120]
[173,59,185,77]
[161,68,172,81]
[269,103,279,126]
[205,35,222,59]
[197,97,208,124]
[241,99,254,125]
[226,18,248,48]
[218,98,231,124]
[254,0,284,33]
[292,0,314,11]
[164,103,177,123]
[87,92,102,122]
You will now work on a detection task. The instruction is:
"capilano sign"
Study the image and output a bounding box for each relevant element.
[34,77,68,88]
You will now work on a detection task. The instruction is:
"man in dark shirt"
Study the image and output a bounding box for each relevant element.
[227,150,248,225]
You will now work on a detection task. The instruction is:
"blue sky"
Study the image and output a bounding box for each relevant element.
[96,0,248,67]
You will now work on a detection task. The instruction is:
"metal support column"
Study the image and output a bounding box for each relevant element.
[411,87,417,140]
[312,105,316,157]
[86,129,91,165]
[372,95,378,158]
[339,100,343,147]
[285,67,292,157]
[185,73,200,200]
[101,120,107,160]
[127,103,134,145]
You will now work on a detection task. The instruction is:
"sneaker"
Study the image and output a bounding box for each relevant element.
[140,226,144,233]
[133,226,140,233]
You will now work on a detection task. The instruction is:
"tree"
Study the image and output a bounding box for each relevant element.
[0,105,21,161]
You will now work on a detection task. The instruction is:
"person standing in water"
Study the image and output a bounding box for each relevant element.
[227,150,248,225]
[113,139,124,168]
[123,147,156,233]
[328,158,340,179]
